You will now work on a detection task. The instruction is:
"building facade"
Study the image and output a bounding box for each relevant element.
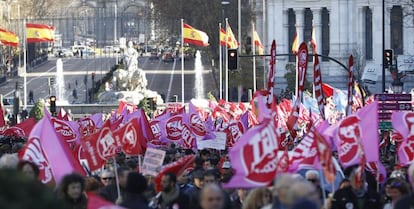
[255,0,414,94]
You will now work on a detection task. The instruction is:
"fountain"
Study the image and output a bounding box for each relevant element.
[194,50,205,99]
[55,58,68,104]
[98,41,163,104]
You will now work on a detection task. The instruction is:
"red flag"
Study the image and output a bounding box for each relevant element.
[276,148,290,174]
[50,117,79,144]
[346,55,354,116]
[313,54,325,120]
[117,100,137,114]
[154,155,195,191]
[2,117,37,137]
[87,192,126,209]
[113,119,145,155]
[81,122,118,171]
[296,42,309,101]
[286,98,301,139]
[57,107,72,121]
[0,103,5,128]
[321,83,334,97]
[19,117,85,184]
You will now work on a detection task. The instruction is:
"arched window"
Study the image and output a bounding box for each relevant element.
[390,6,403,55]
[321,8,330,61]
[288,8,296,62]
[365,7,373,60]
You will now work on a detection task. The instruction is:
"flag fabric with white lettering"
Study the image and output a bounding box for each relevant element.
[392,112,414,165]
[331,102,379,167]
[224,118,279,188]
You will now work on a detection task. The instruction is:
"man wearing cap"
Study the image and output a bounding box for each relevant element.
[221,161,233,183]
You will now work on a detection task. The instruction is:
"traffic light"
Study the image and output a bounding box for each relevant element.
[228,49,238,70]
[49,96,56,115]
[384,49,393,68]
[91,72,95,81]
[48,77,54,86]
[149,97,157,111]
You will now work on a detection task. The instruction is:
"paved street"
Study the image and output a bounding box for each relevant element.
[0,54,217,105]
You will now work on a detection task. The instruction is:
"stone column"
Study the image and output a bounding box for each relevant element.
[295,8,304,44]
[312,8,321,54]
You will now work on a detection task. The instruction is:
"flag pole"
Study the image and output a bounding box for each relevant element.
[225,18,229,102]
[23,19,27,109]
[219,23,223,100]
[181,19,185,104]
[252,23,256,93]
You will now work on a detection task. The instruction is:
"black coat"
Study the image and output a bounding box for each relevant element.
[394,194,414,209]
[155,190,190,209]
[120,193,150,209]
[98,183,126,203]
[330,187,381,209]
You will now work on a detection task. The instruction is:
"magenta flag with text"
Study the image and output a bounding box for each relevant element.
[392,112,414,165]
[332,102,379,167]
[223,118,279,188]
[26,117,85,184]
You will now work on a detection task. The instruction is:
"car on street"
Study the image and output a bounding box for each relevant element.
[149,50,160,60]
[54,48,73,57]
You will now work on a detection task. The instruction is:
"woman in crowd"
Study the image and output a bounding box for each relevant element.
[242,188,272,209]
[58,173,88,209]
[16,160,40,180]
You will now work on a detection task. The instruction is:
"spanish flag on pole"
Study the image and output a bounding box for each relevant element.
[0,28,19,47]
[253,29,264,55]
[219,28,227,47]
[291,27,299,54]
[183,23,209,47]
[26,23,55,43]
[226,23,239,49]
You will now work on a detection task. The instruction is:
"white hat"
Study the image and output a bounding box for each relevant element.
[222,161,232,169]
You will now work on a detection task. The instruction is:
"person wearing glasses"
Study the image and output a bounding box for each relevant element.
[100,170,115,187]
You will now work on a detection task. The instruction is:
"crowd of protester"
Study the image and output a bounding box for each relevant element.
[1,138,414,209]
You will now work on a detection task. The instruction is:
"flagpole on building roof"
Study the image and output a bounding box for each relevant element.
[23,18,27,109]
[219,23,223,100]
[252,22,256,93]
[181,18,185,104]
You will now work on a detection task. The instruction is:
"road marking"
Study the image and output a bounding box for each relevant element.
[24,69,211,77]
[166,59,177,103]
[148,59,162,88]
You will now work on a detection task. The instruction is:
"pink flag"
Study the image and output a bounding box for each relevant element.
[50,117,80,144]
[0,102,5,128]
[392,112,414,165]
[21,117,85,184]
[332,102,379,167]
[391,111,414,139]
[224,118,279,188]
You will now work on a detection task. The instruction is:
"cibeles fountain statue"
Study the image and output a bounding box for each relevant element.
[98,41,163,104]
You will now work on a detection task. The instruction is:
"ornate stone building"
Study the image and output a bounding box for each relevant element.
[254,0,414,94]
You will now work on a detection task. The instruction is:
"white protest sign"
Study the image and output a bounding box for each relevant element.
[197,132,226,150]
[142,148,166,176]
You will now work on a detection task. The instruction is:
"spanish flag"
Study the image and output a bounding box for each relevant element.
[183,23,209,47]
[253,29,264,55]
[26,23,55,43]
[0,28,19,47]
[219,28,227,47]
[226,23,239,49]
[291,28,298,54]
